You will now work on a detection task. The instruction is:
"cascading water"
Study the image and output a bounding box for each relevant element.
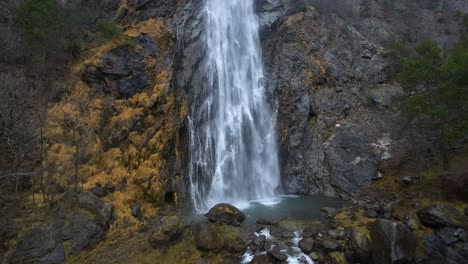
[188,0,280,212]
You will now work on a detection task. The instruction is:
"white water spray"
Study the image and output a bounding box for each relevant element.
[188,0,280,212]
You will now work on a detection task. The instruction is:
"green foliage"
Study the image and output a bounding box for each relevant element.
[16,0,84,61]
[388,37,468,144]
[17,0,64,52]
[96,19,121,40]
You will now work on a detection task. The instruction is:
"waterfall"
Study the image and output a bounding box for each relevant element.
[188,0,280,212]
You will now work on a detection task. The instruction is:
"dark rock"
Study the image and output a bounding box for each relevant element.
[436,228,459,245]
[270,225,295,239]
[366,209,378,218]
[131,204,143,219]
[320,207,336,216]
[148,216,183,248]
[204,203,246,226]
[250,254,275,264]
[138,34,158,53]
[402,176,413,185]
[328,229,345,239]
[309,252,319,261]
[251,235,266,251]
[423,234,468,263]
[41,243,64,264]
[77,191,113,224]
[298,237,315,253]
[418,204,468,228]
[193,222,246,253]
[88,186,107,197]
[350,228,371,263]
[105,180,116,192]
[465,208,468,216]
[370,219,416,264]
[318,238,340,252]
[405,218,419,230]
[12,225,58,264]
[68,213,105,255]
[267,247,288,261]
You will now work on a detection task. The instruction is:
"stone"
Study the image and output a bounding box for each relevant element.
[436,228,459,245]
[402,176,413,185]
[251,235,266,251]
[418,204,468,228]
[298,237,315,253]
[405,218,419,230]
[267,247,288,261]
[68,213,105,255]
[350,228,370,263]
[270,225,295,239]
[320,207,336,216]
[193,222,246,253]
[131,204,143,219]
[319,238,340,252]
[310,252,319,261]
[148,216,183,248]
[329,251,348,264]
[12,224,58,264]
[204,203,246,226]
[250,254,275,264]
[77,191,113,224]
[88,186,107,197]
[328,229,345,239]
[369,219,416,263]
[465,208,468,216]
[366,209,378,218]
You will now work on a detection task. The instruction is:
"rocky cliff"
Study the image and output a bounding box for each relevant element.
[168,0,468,200]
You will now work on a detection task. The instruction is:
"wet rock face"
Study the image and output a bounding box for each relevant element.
[258,0,467,197]
[204,203,246,226]
[369,219,416,264]
[418,204,468,229]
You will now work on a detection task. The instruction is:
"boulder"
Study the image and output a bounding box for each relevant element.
[251,235,266,251]
[204,203,246,226]
[318,238,340,252]
[436,228,459,245]
[68,213,105,255]
[148,216,183,248]
[193,222,246,253]
[88,186,107,197]
[298,237,315,253]
[328,229,345,239]
[12,225,61,264]
[423,234,468,264]
[250,254,276,264]
[418,204,468,228]
[267,247,288,261]
[369,219,416,263]
[77,191,113,224]
[131,203,143,219]
[270,225,295,239]
[349,228,370,263]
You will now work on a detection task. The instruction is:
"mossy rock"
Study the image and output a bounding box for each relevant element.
[192,222,246,253]
[148,216,183,248]
[204,203,246,226]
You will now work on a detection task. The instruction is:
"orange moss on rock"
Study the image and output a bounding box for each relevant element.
[44,18,186,238]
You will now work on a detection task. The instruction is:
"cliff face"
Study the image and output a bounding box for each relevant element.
[168,0,468,199]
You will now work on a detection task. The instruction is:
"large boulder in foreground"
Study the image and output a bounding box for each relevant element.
[192,222,246,253]
[148,216,183,248]
[418,204,468,229]
[204,203,246,226]
[370,219,416,264]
